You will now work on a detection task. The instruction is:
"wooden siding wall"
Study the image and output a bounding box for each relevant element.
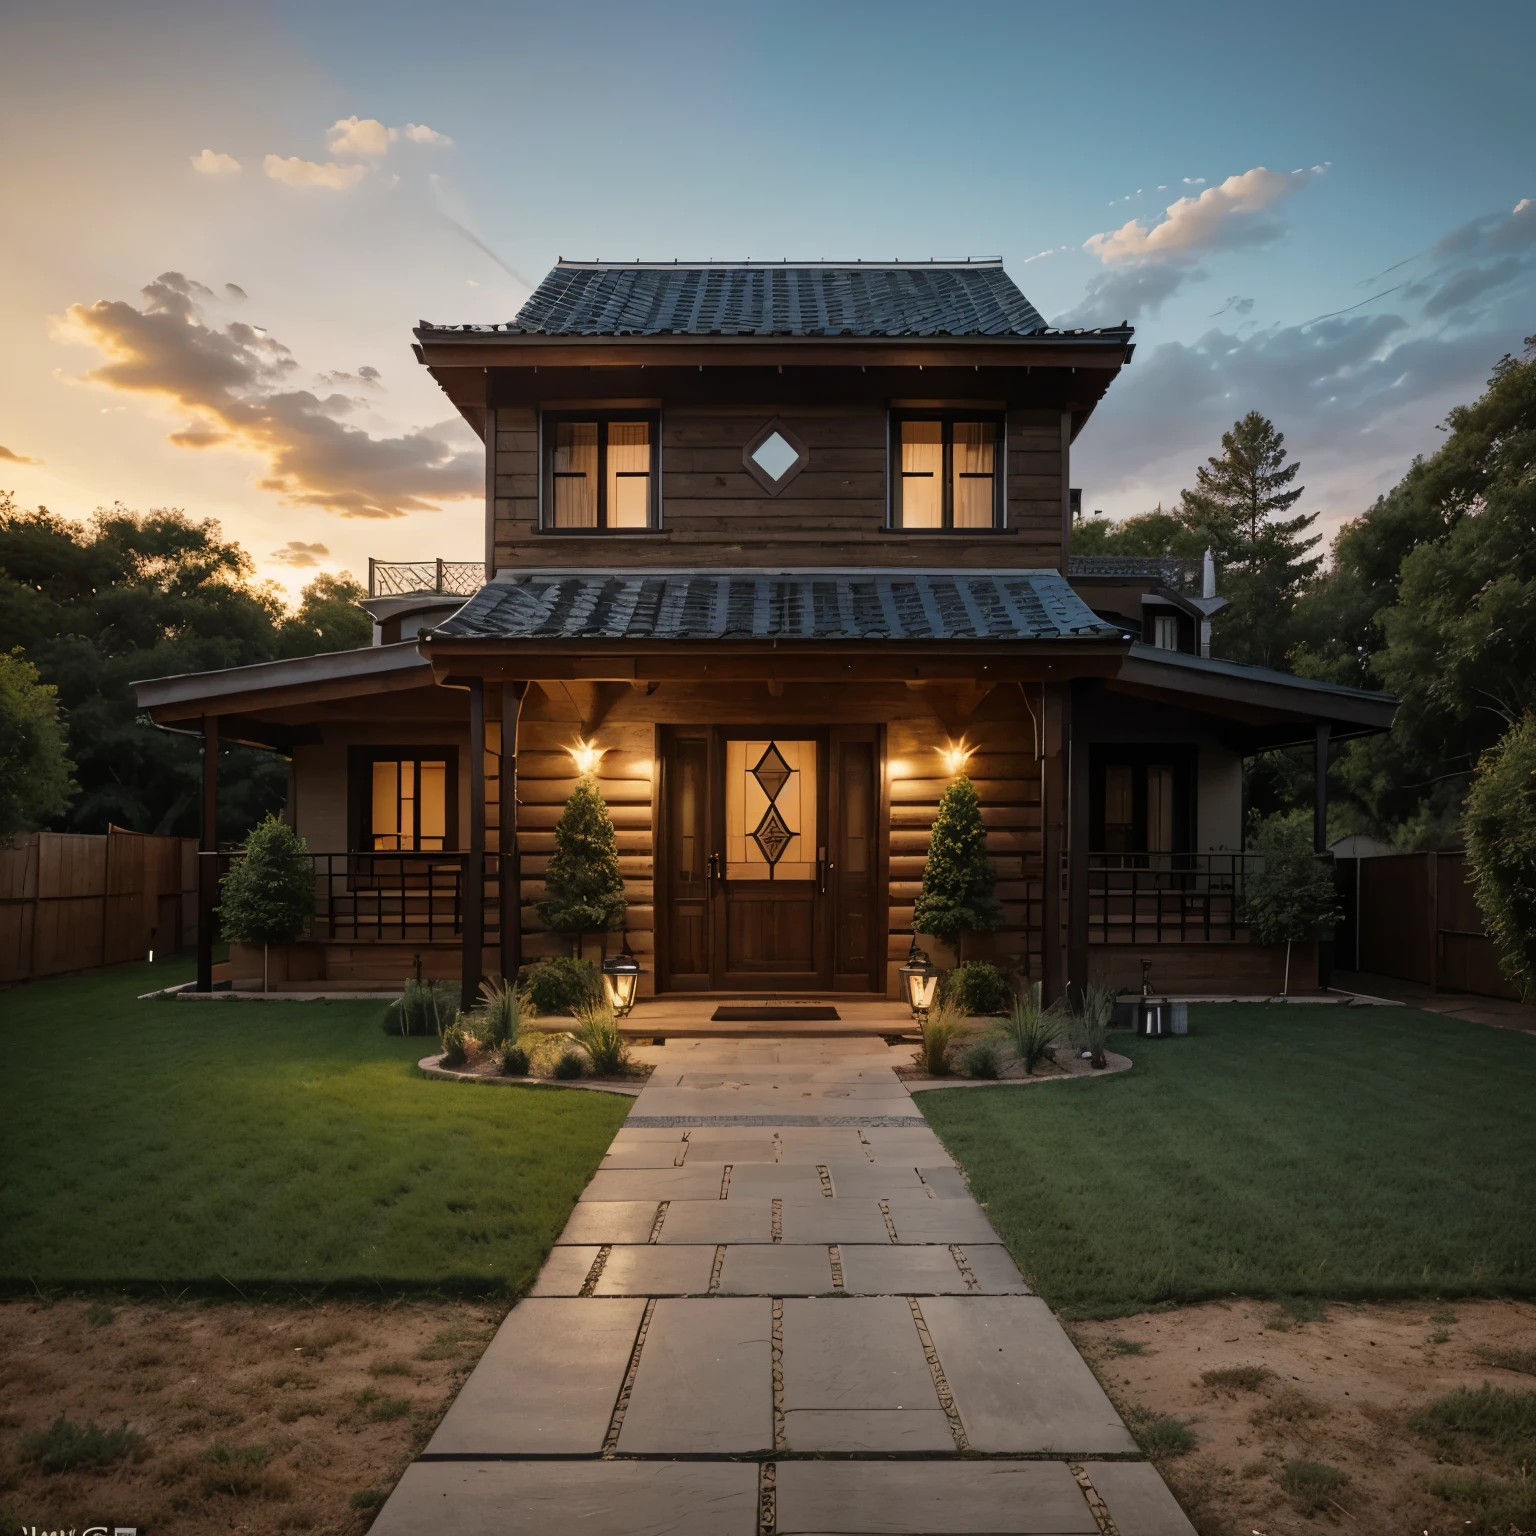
[491,404,1065,574]
[509,682,1041,998]
[0,829,196,985]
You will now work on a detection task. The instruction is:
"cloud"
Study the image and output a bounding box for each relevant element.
[402,122,453,147]
[1069,264,1194,327]
[225,283,248,301]
[326,116,454,157]
[263,155,369,191]
[317,367,385,390]
[55,271,481,518]
[270,540,330,568]
[190,149,241,176]
[1086,167,1314,266]
[0,444,41,465]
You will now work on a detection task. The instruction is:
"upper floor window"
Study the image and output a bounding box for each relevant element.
[892,414,1003,530]
[542,411,658,531]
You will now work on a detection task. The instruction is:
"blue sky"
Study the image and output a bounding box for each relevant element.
[3,0,1532,589]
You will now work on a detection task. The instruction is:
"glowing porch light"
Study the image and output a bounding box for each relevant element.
[569,738,605,776]
[940,739,972,776]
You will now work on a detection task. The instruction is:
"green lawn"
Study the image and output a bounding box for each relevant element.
[920,1004,1536,1318]
[0,962,629,1292]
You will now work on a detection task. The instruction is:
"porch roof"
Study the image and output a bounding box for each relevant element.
[429,568,1125,645]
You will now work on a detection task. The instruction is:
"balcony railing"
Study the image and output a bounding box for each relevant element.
[209,851,502,944]
[367,559,484,599]
[1087,852,1255,944]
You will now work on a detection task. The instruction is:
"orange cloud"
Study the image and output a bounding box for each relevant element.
[0,444,41,465]
[56,272,480,519]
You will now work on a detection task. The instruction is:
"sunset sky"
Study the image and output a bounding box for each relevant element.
[3,0,1533,598]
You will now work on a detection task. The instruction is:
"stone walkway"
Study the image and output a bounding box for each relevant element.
[372,1038,1194,1535]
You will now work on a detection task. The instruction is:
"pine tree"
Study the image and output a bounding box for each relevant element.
[217,813,315,991]
[538,774,626,955]
[913,776,1002,958]
[1179,412,1322,668]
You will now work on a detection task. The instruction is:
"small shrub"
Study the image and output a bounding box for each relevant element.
[1410,1383,1536,1467]
[351,1488,388,1510]
[368,1357,412,1377]
[916,997,963,1075]
[1277,1459,1349,1515]
[384,977,457,1037]
[499,1041,530,1077]
[471,974,520,1049]
[1426,1470,1536,1534]
[1127,1406,1195,1458]
[200,1440,281,1498]
[1479,1344,1536,1376]
[1201,1364,1274,1392]
[961,1041,1001,1078]
[1069,983,1115,1069]
[362,1392,411,1422]
[523,955,602,1017]
[1250,1386,1329,1428]
[574,1000,629,1075]
[1465,714,1536,1000]
[1105,1336,1145,1356]
[997,983,1060,1075]
[20,1414,143,1471]
[553,1048,585,1080]
[942,961,1013,1016]
[86,1301,116,1327]
[438,1017,469,1069]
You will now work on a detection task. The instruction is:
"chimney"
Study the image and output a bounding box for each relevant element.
[1202,547,1216,600]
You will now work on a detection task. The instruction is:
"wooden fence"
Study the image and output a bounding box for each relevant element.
[0,828,196,985]
[1333,850,1517,1000]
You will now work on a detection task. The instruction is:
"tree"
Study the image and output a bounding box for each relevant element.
[1069,503,1202,560]
[0,650,75,837]
[1239,816,1341,995]
[1462,715,1536,1002]
[537,774,626,955]
[913,775,1002,959]
[1179,412,1322,668]
[217,813,315,991]
[276,572,372,656]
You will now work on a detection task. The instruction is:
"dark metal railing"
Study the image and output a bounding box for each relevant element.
[1087,851,1254,943]
[367,558,484,599]
[208,851,501,944]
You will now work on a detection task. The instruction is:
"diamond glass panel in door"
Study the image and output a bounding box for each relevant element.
[552,421,599,527]
[606,421,651,527]
[951,420,997,527]
[725,740,818,881]
[899,420,943,527]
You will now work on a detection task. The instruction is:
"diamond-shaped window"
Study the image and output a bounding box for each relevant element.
[749,431,799,483]
[752,742,792,802]
[752,804,793,865]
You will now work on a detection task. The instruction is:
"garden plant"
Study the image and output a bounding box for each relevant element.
[537,773,627,958]
[217,813,315,992]
[912,775,1002,962]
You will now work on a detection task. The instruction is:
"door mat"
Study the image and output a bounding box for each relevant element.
[709,1005,842,1022]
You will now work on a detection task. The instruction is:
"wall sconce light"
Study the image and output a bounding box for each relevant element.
[899,936,941,1019]
[940,739,972,776]
[570,738,604,776]
[602,947,641,1018]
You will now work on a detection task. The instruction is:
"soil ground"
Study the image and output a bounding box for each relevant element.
[0,1296,503,1535]
[1071,1296,1536,1534]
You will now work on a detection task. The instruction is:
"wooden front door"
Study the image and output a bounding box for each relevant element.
[659,726,882,994]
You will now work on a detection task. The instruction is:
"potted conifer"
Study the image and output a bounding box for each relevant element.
[218,814,315,992]
[537,773,627,962]
[913,775,1002,966]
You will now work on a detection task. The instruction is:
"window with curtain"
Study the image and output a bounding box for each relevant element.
[892,414,1003,529]
[543,413,658,530]
[1089,748,1195,861]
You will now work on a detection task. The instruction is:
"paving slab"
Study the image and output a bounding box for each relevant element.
[580,1163,727,1201]
[724,1161,827,1198]
[778,1196,893,1244]
[916,1164,973,1198]
[615,1298,772,1453]
[1087,1461,1200,1535]
[656,1196,774,1244]
[556,1199,659,1244]
[370,1460,758,1536]
[860,1126,957,1163]
[883,1193,1001,1244]
[674,1135,778,1162]
[838,1243,968,1294]
[782,1406,955,1451]
[600,1142,687,1168]
[822,1158,927,1196]
[715,1243,835,1294]
[920,1296,1138,1454]
[592,1244,716,1296]
[963,1243,1033,1293]
[423,1298,642,1455]
[609,1125,691,1143]
[775,1460,1100,1534]
[527,1245,599,1295]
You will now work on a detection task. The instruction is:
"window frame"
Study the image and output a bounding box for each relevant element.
[1087,745,1197,858]
[539,409,662,533]
[888,410,1007,531]
[348,746,460,854]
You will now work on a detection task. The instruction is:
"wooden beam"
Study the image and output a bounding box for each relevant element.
[197,715,219,993]
[1040,684,1070,1005]
[462,679,486,1012]
[499,681,528,985]
[1067,682,1091,1001]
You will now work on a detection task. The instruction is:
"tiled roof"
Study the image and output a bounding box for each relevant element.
[1069,554,1202,589]
[432,570,1125,644]
[418,260,1114,339]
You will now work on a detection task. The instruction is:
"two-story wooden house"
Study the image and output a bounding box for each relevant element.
[135,259,1394,1006]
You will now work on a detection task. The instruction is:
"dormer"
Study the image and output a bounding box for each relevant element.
[413,259,1134,576]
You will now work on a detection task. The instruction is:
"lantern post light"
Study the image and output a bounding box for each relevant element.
[899,936,941,1020]
[601,947,641,1018]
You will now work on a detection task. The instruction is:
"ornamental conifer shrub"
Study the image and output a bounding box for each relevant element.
[537,774,627,954]
[1464,715,1536,1001]
[218,814,314,946]
[913,775,1002,958]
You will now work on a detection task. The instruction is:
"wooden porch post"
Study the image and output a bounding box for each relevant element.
[1040,682,1071,1004]
[197,715,219,993]
[1315,722,1333,990]
[1067,682,1091,1002]
[462,679,486,1013]
[499,681,528,985]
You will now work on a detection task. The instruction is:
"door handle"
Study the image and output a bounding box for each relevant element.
[817,846,827,894]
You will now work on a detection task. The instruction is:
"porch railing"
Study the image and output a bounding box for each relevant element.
[208,851,501,944]
[367,558,484,599]
[1086,851,1254,944]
